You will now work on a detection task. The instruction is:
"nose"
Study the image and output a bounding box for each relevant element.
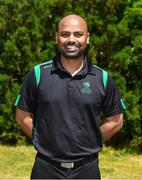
[68,34,75,42]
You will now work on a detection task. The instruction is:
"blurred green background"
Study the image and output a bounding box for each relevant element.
[0,0,142,153]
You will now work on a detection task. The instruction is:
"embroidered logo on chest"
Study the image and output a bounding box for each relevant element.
[81,82,92,94]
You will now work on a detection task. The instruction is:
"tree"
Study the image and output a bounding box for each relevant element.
[0,0,141,150]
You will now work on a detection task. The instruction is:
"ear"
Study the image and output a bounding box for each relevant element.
[87,32,90,44]
[56,32,58,44]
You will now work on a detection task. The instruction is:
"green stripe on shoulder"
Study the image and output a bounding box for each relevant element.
[93,65,108,89]
[34,60,53,86]
[40,60,53,68]
[14,94,21,106]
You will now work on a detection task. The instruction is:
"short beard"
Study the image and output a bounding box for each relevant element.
[59,48,85,59]
[61,53,83,59]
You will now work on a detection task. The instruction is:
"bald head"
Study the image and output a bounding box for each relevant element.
[56,14,90,59]
[57,14,88,33]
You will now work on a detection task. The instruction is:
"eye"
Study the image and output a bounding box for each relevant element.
[60,31,70,38]
[74,32,84,37]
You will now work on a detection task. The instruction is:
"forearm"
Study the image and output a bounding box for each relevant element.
[16,108,33,138]
[100,113,123,141]
[17,116,33,138]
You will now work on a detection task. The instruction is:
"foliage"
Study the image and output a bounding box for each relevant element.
[0,0,142,150]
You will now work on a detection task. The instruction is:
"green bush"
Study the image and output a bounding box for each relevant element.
[0,0,141,150]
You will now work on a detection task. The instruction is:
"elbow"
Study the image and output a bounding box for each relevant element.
[118,120,123,131]
[15,108,24,126]
[120,113,124,128]
[16,117,23,128]
[120,118,123,129]
[16,116,21,125]
[116,114,124,131]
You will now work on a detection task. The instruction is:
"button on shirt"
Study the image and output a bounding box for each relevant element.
[15,56,123,162]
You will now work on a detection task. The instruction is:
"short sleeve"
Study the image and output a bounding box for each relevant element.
[101,75,124,118]
[14,68,36,113]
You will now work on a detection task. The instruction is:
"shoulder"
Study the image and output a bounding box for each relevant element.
[34,60,53,70]
[34,60,53,86]
[92,64,107,75]
[91,64,108,90]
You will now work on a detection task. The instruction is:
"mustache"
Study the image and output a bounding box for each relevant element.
[63,41,80,47]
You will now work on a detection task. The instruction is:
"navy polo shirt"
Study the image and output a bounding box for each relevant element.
[15,56,124,162]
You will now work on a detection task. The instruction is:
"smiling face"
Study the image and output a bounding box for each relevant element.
[56,15,90,59]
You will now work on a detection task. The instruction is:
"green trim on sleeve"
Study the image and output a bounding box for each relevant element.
[34,65,40,87]
[120,98,126,110]
[102,70,108,89]
[14,94,21,106]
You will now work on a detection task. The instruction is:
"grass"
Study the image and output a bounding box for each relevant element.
[0,145,35,179]
[0,145,142,179]
[100,147,142,179]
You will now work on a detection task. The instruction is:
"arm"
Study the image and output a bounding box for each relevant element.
[16,108,33,138]
[100,113,123,141]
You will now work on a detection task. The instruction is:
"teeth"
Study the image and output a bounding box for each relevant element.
[66,45,77,48]
[67,46,75,48]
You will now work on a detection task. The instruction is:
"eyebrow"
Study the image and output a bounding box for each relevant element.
[59,31,84,35]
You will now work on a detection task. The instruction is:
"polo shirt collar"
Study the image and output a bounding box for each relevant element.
[51,55,96,76]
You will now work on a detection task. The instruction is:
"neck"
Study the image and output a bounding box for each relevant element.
[60,55,84,75]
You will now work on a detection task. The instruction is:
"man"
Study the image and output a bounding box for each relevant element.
[15,14,126,179]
